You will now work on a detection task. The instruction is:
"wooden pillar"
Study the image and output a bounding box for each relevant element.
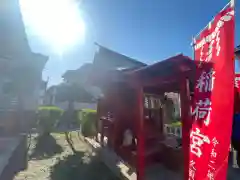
[96,99,101,142]
[180,77,191,180]
[136,87,145,180]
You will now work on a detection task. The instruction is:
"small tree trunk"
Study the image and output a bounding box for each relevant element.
[65,132,77,154]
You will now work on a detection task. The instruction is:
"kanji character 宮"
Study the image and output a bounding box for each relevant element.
[190,128,210,158]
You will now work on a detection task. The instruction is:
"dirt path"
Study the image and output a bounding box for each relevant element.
[13,132,118,180]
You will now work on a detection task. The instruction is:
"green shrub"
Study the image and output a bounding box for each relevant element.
[72,110,81,126]
[37,106,64,133]
[79,109,97,137]
[170,121,182,127]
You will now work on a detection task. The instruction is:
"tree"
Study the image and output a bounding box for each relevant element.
[55,83,95,105]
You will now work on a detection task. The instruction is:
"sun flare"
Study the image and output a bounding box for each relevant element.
[20,0,86,54]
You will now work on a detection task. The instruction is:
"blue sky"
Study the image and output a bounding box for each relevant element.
[21,0,240,86]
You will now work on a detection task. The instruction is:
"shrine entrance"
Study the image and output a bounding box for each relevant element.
[127,54,195,179]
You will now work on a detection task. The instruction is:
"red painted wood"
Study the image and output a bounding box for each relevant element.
[180,78,191,180]
[135,87,145,180]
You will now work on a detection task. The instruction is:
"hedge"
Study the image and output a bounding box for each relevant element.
[170,121,182,127]
[79,109,97,137]
[37,106,64,133]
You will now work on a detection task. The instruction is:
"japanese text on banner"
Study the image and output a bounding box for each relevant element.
[186,5,235,180]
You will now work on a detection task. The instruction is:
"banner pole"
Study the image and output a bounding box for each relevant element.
[191,36,196,59]
[230,0,235,7]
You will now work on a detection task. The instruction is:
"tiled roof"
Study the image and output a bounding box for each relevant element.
[93,43,146,70]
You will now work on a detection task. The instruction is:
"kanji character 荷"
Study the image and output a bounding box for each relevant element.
[192,98,212,126]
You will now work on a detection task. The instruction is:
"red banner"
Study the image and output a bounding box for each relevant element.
[188,5,235,180]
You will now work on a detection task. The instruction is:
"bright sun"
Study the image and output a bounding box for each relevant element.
[20,0,86,54]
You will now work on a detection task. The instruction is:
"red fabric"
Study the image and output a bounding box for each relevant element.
[234,74,240,113]
[234,87,240,113]
[186,6,235,180]
[235,74,240,91]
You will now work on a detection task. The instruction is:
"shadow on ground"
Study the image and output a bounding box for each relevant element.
[50,151,119,180]
[30,133,63,160]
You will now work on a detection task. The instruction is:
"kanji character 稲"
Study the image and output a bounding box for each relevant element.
[196,69,215,93]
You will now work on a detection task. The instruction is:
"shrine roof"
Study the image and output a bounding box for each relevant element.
[93,43,146,70]
[127,54,195,80]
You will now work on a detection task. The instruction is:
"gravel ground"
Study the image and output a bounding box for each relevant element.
[10,132,240,180]
[13,132,118,180]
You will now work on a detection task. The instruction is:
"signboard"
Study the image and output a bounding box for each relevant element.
[188,4,235,180]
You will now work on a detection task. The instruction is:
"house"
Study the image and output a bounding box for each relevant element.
[62,43,146,83]
[60,44,147,110]
[62,43,146,98]
[38,80,48,105]
[92,43,146,70]
[43,85,57,105]
[0,0,48,134]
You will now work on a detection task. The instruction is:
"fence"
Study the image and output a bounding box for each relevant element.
[163,124,182,138]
